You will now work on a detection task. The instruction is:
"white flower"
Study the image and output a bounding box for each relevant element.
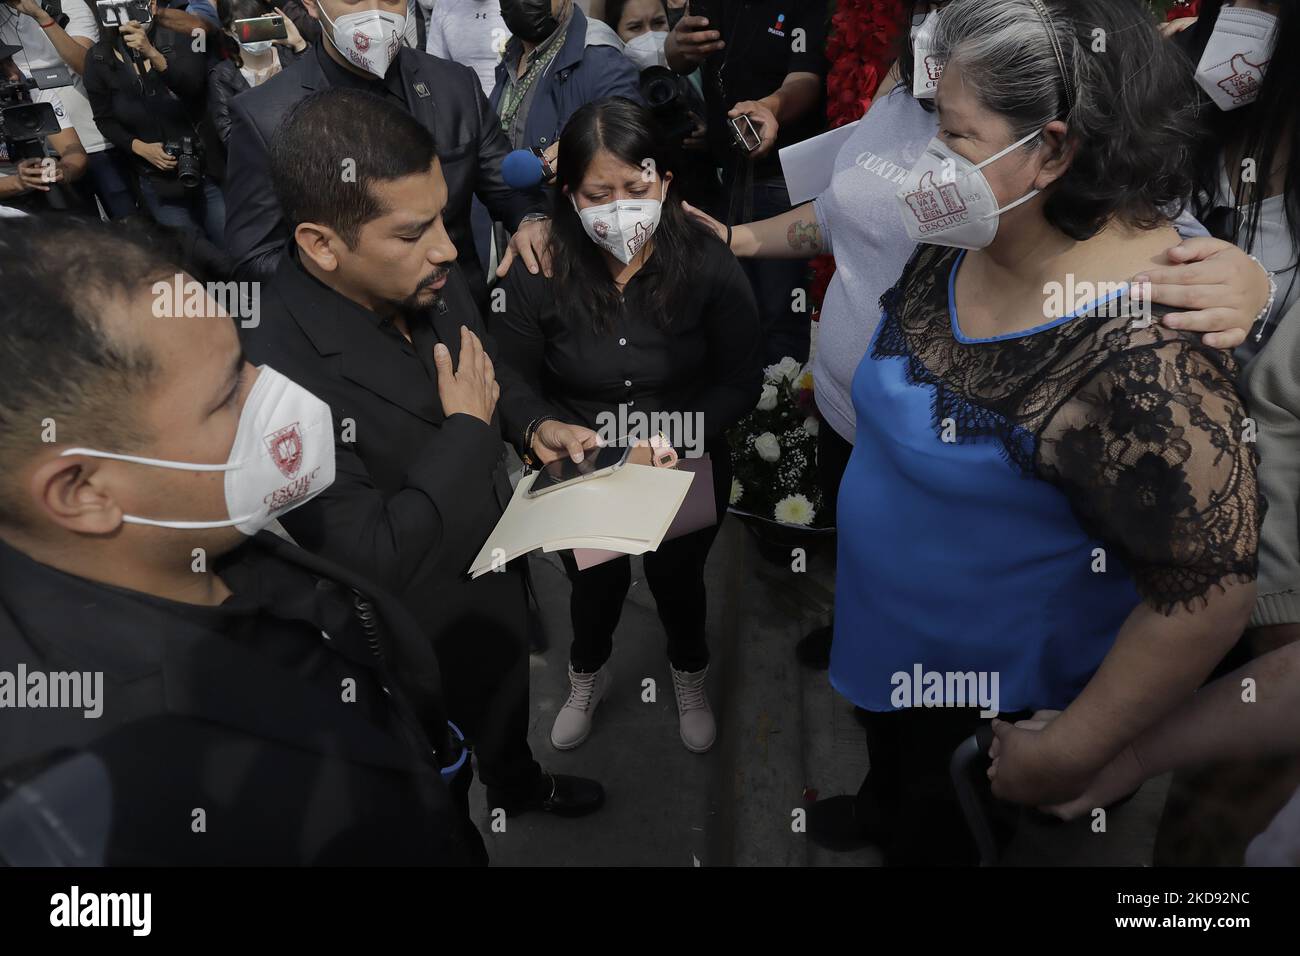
[774,494,816,526]
[756,384,778,411]
[753,432,781,462]
[729,478,744,505]
[764,356,803,385]
[803,416,819,437]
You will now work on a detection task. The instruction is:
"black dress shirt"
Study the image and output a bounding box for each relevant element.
[490,233,763,452]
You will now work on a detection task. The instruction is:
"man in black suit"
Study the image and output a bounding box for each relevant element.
[223,0,551,308]
[241,88,605,819]
[0,217,481,865]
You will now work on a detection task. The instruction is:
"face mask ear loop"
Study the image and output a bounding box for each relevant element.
[971,127,1047,221]
[972,127,1045,173]
[315,2,364,63]
[120,512,259,530]
[58,448,239,472]
[980,188,1041,222]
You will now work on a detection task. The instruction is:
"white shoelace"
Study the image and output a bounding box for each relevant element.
[565,671,599,711]
[673,671,708,712]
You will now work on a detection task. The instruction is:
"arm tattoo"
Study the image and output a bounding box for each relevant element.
[786,220,822,252]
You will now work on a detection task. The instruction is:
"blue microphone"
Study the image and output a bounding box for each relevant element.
[501,148,547,190]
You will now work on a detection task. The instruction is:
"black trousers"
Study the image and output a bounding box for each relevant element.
[817,420,854,527]
[433,564,542,800]
[855,705,1031,865]
[558,452,733,674]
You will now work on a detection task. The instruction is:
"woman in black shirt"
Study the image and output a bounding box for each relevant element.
[492,97,762,755]
[83,1,224,243]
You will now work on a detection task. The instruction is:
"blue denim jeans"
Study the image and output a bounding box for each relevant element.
[82,149,138,220]
[137,174,226,248]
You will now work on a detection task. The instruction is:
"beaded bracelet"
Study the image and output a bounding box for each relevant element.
[521,415,558,468]
[1249,254,1278,343]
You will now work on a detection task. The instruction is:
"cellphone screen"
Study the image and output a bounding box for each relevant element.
[528,445,629,496]
[234,15,288,43]
[731,115,762,152]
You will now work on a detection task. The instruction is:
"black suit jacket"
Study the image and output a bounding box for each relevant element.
[223,45,542,306]
[241,253,535,744]
[0,532,480,866]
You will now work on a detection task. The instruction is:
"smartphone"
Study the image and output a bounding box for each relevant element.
[233,14,288,44]
[95,0,151,28]
[687,0,718,24]
[729,114,762,152]
[525,444,630,498]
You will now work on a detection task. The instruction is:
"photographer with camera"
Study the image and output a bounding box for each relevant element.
[603,2,714,205]
[0,0,143,217]
[0,42,86,213]
[664,0,827,364]
[83,0,223,242]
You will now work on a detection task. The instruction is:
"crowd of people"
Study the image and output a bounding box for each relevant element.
[0,0,1296,867]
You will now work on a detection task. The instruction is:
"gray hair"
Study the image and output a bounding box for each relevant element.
[928,0,1199,240]
[932,0,1082,147]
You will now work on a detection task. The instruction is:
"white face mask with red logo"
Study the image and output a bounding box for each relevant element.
[571,181,666,265]
[319,2,406,79]
[1194,4,1277,111]
[61,366,336,535]
[896,127,1043,249]
[911,9,943,100]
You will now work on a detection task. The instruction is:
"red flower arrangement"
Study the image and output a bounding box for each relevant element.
[824,0,906,130]
[809,1,906,320]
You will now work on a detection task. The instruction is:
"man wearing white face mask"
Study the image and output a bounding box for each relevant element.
[223,0,554,311]
[0,218,485,865]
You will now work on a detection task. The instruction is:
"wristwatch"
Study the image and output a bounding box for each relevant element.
[520,212,550,225]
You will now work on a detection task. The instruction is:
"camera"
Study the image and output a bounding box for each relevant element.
[39,0,66,26]
[0,76,68,210]
[0,77,62,160]
[95,0,152,28]
[639,66,700,145]
[162,136,202,188]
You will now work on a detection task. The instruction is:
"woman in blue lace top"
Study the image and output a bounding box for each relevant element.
[821,0,1264,863]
